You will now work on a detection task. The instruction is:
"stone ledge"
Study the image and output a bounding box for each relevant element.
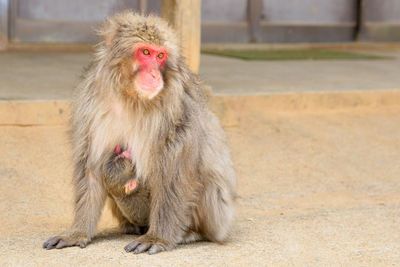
[1,90,400,126]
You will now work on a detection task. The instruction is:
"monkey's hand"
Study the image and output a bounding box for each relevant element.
[43,233,90,249]
[124,234,172,254]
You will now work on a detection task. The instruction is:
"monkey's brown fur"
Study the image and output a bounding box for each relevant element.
[43,11,236,254]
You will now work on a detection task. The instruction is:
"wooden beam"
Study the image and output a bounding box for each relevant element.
[161,0,201,74]
[0,0,9,50]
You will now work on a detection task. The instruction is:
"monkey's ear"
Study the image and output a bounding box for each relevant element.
[98,19,118,48]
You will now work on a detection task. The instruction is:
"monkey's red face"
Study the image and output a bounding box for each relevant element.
[133,43,168,99]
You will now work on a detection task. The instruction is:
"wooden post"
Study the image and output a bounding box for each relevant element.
[247,0,262,43]
[0,0,9,50]
[138,0,147,15]
[161,0,201,73]
[355,0,365,41]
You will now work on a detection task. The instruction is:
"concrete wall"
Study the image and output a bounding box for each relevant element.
[257,0,357,43]
[18,0,138,21]
[3,0,400,44]
[0,0,8,49]
[364,0,400,23]
[359,0,400,41]
[261,0,356,23]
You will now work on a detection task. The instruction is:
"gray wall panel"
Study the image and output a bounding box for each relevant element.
[262,0,357,23]
[259,24,355,43]
[364,0,400,23]
[18,0,137,21]
[146,0,161,15]
[202,0,247,22]
[7,0,400,44]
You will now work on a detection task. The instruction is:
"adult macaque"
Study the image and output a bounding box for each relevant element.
[43,12,236,254]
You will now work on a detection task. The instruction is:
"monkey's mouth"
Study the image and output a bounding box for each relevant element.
[134,72,164,99]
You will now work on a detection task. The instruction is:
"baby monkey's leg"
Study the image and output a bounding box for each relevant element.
[109,198,148,235]
[124,179,137,194]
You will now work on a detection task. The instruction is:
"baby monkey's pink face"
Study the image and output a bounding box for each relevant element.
[132,43,168,99]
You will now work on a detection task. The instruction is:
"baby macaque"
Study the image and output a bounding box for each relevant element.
[43,11,236,254]
[104,145,138,196]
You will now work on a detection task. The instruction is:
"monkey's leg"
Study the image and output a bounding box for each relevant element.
[124,177,189,254]
[108,197,148,235]
[43,170,107,249]
[179,232,203,244]
[199,185,234,243]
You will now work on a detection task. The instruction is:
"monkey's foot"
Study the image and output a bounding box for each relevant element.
[114,145,132,161]
[42,233,90,249]
[124,179,137,194]
[124,234,171,254]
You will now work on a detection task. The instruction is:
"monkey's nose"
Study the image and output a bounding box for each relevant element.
[150,70,158,78]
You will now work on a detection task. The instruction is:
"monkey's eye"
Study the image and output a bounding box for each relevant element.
[158,53,164,59]
[143,49,150,55]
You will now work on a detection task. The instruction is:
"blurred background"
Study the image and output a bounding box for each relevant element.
[1,0,400,45]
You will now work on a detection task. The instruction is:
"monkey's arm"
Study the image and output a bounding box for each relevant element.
[43,89,107,249]
[43,168,107,249]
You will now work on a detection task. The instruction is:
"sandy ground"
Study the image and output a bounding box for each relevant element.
[1,105,400,266]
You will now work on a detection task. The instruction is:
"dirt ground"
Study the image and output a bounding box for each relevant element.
[1,104,399,266]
